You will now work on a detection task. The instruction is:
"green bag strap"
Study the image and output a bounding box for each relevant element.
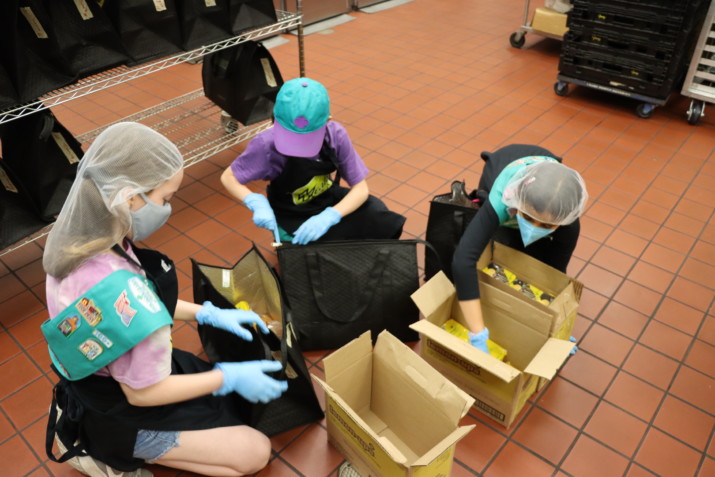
[41,270,174,381]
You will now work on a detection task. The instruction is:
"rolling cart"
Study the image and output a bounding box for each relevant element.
[510,0,568,48]
[554,76,668,119]
[553,0,710,119]
[680,1,715,125]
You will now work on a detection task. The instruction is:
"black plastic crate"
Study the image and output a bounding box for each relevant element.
[563,28,677,62]
[561,42,674,79]
[571,0,704,16]
[568,3,688,36]
[566,18,686,49]
[558,56,678,99]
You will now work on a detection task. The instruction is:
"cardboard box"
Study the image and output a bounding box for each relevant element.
[409,243,581,428]
[478,241,582,341]
[531,6,568,38]
[314,331,475,477]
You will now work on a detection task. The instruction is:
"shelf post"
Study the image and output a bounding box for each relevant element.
[297,0,305,77]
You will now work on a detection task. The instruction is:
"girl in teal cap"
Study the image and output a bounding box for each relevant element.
[221,77,405,244]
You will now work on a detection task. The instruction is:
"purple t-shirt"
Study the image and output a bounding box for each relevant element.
[46,243,172,389]
[230,121,368,186]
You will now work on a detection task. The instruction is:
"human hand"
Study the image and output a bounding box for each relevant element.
[570,336,578,355]
[196,301,269,341]
[291,207,341,245]
[213,361,288,403]
[468,328,490,353]
[243,193,278,231]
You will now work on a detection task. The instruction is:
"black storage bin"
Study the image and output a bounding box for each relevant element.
[177,0,233,51]
[44,0,130,78]
[0,0,77,103]
[102,0,184,65]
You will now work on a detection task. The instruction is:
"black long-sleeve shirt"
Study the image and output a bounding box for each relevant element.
[451,200,501,300]
[450,144,577,301]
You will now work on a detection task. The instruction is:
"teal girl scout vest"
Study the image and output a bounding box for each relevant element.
[41,270,173,381]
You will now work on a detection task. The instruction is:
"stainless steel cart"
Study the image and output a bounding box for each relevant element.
[510,0,568,48]
[680,1,715,125]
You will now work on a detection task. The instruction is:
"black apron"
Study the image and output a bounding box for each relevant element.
[266,134,405,240]
[46,242,244,472]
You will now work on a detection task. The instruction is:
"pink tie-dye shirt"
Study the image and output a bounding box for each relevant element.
[45,243,172,389]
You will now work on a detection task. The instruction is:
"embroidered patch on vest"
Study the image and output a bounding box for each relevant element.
[76,298,102,326]
[58,316,81,337]
[78,339,103,360]
[92,329,113,348]
[128,277,161,313]
[114,290,137,326]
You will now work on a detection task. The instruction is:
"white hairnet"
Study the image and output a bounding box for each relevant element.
[502,161,588,226]
[43,122,183,278]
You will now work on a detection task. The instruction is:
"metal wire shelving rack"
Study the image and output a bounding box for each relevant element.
[0,10,304,258]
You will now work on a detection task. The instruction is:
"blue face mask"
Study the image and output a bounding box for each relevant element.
[130,193,171,242]
[516,213,554,246]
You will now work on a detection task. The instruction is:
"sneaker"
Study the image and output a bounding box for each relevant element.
[338,461,362,477]
[55,436,153,477]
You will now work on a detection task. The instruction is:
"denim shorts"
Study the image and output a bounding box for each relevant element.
[133,429,180,462]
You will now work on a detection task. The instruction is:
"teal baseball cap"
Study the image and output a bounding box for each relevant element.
[273,77,330,157]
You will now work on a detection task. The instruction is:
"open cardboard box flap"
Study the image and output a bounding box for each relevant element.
[409,319,520,383]
[373,329,474,422]
[410,272,522,383]
[412,424,474,466]
[523,337,574,379]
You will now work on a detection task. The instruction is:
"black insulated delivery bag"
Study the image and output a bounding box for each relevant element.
[191,245,324,436]
[425,180,481,281]
[228,0,277,34]
[102,0,184,65]
[44,0,130,78]
[177,0,233,51]
[0,0,77,103]
[276,239,436,350]
[0,110,83,222]
[202,40,283,125]
[0,162,50,250]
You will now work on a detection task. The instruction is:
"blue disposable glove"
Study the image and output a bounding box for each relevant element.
[468,328,490,354]
[196,301,269,341]
[243,193,278,231]
[213,361,288,403]
[292,207,342,245]
[570,336,578,355]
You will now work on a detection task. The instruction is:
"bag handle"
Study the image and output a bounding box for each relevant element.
[418,238,444,276]
[39,113,55,141]
[305,248,391,323]
[45,379,88,463]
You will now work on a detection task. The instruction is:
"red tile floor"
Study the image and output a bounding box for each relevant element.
[1,0,714,476]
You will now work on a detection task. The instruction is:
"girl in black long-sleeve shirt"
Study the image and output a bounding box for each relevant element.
[451,144,587,352]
